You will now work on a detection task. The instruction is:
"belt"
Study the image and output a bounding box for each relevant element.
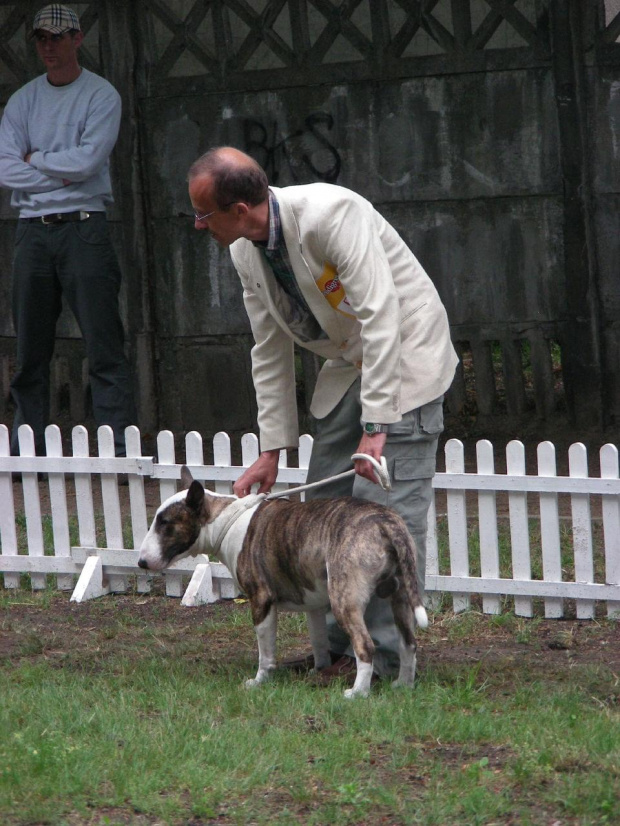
[22,211,100,224]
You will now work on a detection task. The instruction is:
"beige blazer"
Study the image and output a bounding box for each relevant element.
[230,183,458,452]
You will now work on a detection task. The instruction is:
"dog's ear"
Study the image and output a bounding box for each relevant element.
[185,479,205,514]
[180,465,194,490]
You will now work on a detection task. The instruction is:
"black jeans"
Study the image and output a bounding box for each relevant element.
[10,214,136,456]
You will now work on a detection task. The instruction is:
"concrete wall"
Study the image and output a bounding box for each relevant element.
[1,0,620,443]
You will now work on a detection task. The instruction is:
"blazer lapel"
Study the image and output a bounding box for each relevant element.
[276,193,346,345]
[247,246,331,350]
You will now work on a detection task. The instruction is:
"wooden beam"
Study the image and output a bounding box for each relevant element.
[549,0,603,428]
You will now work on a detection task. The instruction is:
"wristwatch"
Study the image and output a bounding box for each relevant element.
[363,422,389,435]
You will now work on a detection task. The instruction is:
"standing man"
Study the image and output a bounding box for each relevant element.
[0,4,136,457]
[188,146,458,681]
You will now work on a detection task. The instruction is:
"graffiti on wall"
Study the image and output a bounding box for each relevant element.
[243,112,341,184]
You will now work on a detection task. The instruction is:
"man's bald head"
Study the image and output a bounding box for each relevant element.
[188,147,269,210]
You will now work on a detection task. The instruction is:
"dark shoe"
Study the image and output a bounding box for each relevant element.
[309,655,358,687]
[281,650,342,673]
[281,653,316,673]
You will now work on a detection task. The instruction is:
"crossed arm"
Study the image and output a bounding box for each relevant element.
[0,85,120,192]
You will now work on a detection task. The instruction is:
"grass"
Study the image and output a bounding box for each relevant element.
[1,590,619,825]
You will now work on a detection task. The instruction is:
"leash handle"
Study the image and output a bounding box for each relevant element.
[351,453,392,492]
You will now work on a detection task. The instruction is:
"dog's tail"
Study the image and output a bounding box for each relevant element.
[383,517,428,630]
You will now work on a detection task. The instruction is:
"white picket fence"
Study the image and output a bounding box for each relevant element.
[1,422,619,619]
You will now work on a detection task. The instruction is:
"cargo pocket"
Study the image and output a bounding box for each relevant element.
[419,396,444,436]
[394,454,436,481]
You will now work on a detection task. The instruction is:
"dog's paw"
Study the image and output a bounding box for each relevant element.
[343,687,370,699]
[244,678,261,689]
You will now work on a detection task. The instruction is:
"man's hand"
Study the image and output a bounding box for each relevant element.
[234,449,280,497]
[353,432,388,484]
[24,152,32,163]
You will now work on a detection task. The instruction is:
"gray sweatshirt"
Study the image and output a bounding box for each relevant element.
[0,67,121,217]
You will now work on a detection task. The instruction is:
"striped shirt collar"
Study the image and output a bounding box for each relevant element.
[252,189,281,250]
[265,188,281,251]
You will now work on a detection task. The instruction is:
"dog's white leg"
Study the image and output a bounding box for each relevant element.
[344,656,373,699]
[392,637,417,690]
[306,609,331,671]
[245,606,277,689]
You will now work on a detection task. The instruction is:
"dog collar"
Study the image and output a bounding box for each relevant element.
[209,493,266,554]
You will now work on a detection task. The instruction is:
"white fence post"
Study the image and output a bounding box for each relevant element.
[477,440,500,615]
[273,447,289,498]
[241,433,260,476]
[45,425,73,591]
[98,426,126,593]
[157,430,177,503]
[18,425,46,590]
[0,424,19,589]
[445,438,469,613]
[186,431,205,480]
[538,441,564,619]
[507,440,533,618]
[126,425,150,594]
[298,434,313,502]
[569,443,595,620]
[73,426,97,550]
[213,432,233,495]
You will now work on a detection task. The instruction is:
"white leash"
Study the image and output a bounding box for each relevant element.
[265,453,391,501]
[209,455,391,550]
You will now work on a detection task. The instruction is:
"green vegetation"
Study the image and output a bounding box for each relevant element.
[1,590,618,825]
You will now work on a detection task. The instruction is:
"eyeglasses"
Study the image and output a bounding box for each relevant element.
[193,208,217,222]
[193,203,237,222]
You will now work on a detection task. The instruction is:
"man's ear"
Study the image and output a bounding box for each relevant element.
[185,479,205,514]
[234,202,250,218]
[180,465,194,490]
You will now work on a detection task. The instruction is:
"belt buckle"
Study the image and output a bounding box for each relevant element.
[41,214,59,225]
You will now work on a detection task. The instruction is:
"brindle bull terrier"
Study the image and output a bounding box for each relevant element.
[138,466,428,698]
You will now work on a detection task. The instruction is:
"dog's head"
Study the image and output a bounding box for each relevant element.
[138,466,232,572]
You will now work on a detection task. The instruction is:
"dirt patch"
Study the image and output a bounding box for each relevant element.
[2,592,619,680]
